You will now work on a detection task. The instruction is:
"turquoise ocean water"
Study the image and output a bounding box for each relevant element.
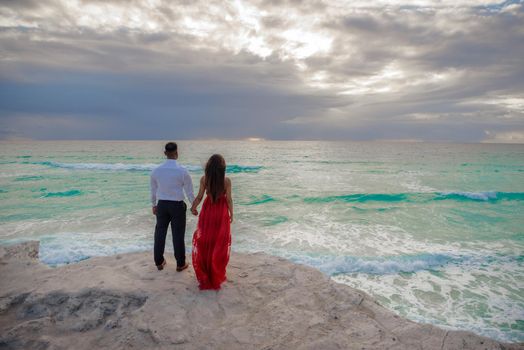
[0,140,523,342]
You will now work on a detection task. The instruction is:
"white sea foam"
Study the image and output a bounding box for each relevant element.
[257,212,463,257]
[38,161,203,172]
[293,253,458,275]
[55,162,159,171]
[333,256,524,343]
[37,231,152,265]
[34,161,262,173]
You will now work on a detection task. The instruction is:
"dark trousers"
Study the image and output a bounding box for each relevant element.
[154,200,187,267]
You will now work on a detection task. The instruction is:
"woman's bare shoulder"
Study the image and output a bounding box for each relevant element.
[225,177,232,186]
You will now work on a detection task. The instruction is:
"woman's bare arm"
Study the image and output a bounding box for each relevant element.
[191,176,206,215]
[225,177,234,223]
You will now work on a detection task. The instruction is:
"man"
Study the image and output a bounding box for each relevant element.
[151,142,195,271]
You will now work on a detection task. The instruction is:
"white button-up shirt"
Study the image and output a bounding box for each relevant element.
[150,159,195,206]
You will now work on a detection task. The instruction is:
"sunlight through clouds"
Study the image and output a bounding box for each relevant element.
[0,0,523,141]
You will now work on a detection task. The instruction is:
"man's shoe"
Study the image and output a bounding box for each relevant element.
[176,263,189,272]
[157,260,166,271]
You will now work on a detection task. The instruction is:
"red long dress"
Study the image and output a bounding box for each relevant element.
[192,192,231,290]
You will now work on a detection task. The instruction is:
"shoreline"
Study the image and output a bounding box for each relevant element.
[0,241,522,350]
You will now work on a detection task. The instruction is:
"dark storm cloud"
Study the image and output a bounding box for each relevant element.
[0,0,523,142]
[0,64,334,139]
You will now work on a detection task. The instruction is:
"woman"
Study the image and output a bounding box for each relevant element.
[190,154,233,290]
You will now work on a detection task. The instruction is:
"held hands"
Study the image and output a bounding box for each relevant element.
[152,206,157,215]
[230,213,234,223]
[191,206,198,216]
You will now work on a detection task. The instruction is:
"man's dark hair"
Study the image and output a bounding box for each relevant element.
[165,142,177,153]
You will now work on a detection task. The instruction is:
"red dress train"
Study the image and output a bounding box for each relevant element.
[192,193,231,290]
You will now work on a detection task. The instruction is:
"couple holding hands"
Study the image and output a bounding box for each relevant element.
[150,142,233,290]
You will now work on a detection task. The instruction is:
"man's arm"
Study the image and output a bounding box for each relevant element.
[150,172,158,214]
[183,170,195,204]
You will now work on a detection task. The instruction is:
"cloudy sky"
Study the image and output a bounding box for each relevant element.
[1,0,523,142]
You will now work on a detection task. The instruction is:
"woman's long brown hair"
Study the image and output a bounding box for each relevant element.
[205,154,226,203]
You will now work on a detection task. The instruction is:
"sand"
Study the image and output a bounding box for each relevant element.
[0,241,522,350]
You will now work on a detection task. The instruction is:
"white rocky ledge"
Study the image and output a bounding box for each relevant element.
[0,242,522,350]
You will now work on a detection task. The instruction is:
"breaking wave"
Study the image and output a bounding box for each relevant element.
[30,161,263,173]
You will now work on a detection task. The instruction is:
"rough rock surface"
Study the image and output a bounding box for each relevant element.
[0,242,522,350]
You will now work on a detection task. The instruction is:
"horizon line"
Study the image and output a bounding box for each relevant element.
[0,138,523,145]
